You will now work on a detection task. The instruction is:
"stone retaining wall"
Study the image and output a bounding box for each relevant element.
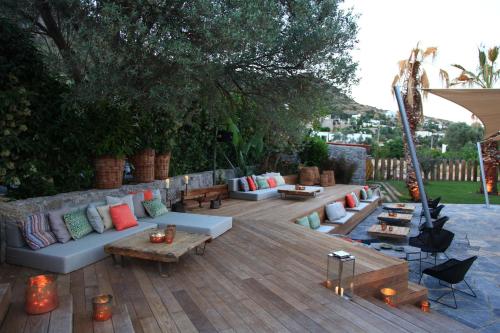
[0,169,236,263]
[327,144,366,185]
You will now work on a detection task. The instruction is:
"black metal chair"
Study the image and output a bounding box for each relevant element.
[427,196,441,209]
[419,204,445,226]
[419,216,449,232]
[419,256,477,309]
[409,228,454,271]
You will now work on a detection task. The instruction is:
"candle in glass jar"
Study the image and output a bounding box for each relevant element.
[92,294,113,321]
[165,178,170,189]
[150,231,165,243]
[421,300,430,312]
[25,274,58,314]
[184,175,189,184]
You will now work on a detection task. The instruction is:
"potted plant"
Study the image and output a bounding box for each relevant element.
[152,107,181,180]
[130,109,156,183]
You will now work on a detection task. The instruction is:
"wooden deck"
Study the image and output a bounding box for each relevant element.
[0,185,474,332]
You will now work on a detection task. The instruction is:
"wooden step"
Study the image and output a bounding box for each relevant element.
[0,284,11,326]
[400,304,476,333]
[395,281,427,306]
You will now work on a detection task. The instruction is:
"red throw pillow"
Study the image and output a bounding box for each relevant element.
[247,176,257,191]
[267,177,277,188]
[345,194,356,208]
[109,204,138,231]
[143,189,153,201]
[363,185,369,191]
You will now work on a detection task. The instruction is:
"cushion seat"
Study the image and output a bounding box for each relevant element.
[229,182,324,201]
[6,221,157,274]
[346,202,370,211]
[145,212,232,239]
[324,212,355,225]
[315,225,335,233]
[361,195,380,203]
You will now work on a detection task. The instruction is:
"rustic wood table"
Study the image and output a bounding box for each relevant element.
[368,225,410,239]
[382,203,416,214]
[377,212,413,225]
[277,188,321,199]
[105,229,211,277]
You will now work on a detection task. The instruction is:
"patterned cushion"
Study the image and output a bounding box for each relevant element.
[256,176,269,189]
[360,188,368,200]
[267,177,277,188]
[251,175,259,189]
[132,192,148,218]
[238,177,250,192]
[142,198,168,218]
[296,216,310,228]
[96,205,114,230]
[64,209,94,239]
[106,195,135,216]
[47,208,72,243]
[21,214,57,250]
[275,175,286,186]
[308,212,321,230]
[350,192,360,206]
[87,203,105,233]
[247,176,257,191]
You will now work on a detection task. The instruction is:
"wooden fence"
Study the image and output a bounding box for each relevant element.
[368,158,499,182]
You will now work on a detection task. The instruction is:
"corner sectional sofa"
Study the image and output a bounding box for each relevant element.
[228,179,323,201]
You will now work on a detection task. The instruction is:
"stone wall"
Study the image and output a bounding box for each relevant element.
[327,144,366,185]
[0,168,236,262]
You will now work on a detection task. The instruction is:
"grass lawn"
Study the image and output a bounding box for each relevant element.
[382,180,500,205]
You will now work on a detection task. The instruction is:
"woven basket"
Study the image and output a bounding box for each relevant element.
[321,170,335,187]
[300,167,318,186]
[155,152,171,180]
[94,156,125,189]
[130,148,155,183]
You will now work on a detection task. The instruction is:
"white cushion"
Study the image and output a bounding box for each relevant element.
[106,195,135,216]
[326,202,346,221]
[346,202,369,211]
[325,212,355,225]
[315,225,334,233]
[361,195,380,203]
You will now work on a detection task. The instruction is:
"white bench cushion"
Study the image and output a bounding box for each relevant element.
[324,212,355,225]
[346,202,370,211]
[315,225,335,233]
[361,195,380,203]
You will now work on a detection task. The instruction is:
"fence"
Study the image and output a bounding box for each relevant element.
[368,158,499,182]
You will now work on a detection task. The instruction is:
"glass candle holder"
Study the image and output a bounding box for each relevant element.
[421,300,430,312]
[25,274,58,314]
[388,211,397,217]
[165,224,176,244]
[92,294,113,321]
[380,288,397,307]
[150,231,165,243]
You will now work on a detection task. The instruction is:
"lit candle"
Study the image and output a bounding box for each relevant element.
[340,288,344,297]
[421,300,430,312]
[335,286,339,294]
[92,294,113,321]
[165,178,170,189]
[380,288,397,307]
[184,175,189,184]
[150,231,165,243]
[25,274,58,314]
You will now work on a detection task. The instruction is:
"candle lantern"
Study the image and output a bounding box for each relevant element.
[25,274,58,314]
[326,250,355,299]
[165,224,176,244]
[380,288,397,307]
[165,178,170,189]
[421,300,430,312]
[150,231,165,243]
[183,175,189,194]
[92,294,113,321]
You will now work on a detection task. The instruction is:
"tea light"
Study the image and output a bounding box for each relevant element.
[388,211,397,217]
[421,300,430,312]
[25,274,58,314]
[92,294,113,321]
[380,288,397,306]
[150,231,165,243]
[165,178,170,189]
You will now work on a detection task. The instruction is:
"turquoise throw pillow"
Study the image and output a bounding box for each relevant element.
[64,209,94,239]
[360,188,367,200]
[296,216,310,228]
[143,198,168,218]
[256,176,269,189]
[308,212,321,230]
[367,188,374,199]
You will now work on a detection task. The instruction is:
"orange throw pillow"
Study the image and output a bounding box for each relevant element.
[345,194,356,208]
[267,177,277,188]
[109,204,138,231]
[247,176,257,191]
[143,189,153,201]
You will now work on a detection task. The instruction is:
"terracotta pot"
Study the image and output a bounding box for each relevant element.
[155,152,171,180]
[94,156,125,189]
[300,166,320,185]
[130,148,155,183]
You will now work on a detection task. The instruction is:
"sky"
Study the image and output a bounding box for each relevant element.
[342,0,500,124]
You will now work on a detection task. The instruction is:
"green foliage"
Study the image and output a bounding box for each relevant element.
[321,157,356,184]
[444,122,483,151]
[372,138,404,158]
[226,117,264,176]
[299,136,329,167]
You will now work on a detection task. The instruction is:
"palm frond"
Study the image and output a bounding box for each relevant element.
[451,64,467,71]
[439,69,450,87]
[479,49,486,67]
[423,47,438,60]
[488,46,498,63]
[398,60,407,77]
[421,70,429,97]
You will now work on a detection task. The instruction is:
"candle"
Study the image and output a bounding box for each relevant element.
[150,231,165,243]
[25,274,58,314]
[335,286,338,294]
[380,288,397,307]
[92,294,113,321]
[421,300,430,312]
[165,178,170,189]
[340,288,344,297]
[184,175,189,184]
[325,280,333,288]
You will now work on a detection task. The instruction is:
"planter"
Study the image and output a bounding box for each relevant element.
[130,148,155,183]
[321,170,335,187]
[155,152,171,180]
[95,156,125,189]
[300,166,320,186]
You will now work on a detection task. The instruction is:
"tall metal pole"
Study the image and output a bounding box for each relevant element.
[476,142,490,208]
[393,86,433,228]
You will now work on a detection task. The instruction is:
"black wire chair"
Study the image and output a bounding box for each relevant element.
[419,216,449,232]
[409,228,455,272]
[427,196,441,209]
[419,256,477,309]
[419,204,445,226]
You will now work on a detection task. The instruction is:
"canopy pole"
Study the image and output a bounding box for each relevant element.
[476,142,490,208]
[393,86,433,228]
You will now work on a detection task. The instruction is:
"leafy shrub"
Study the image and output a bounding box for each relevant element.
[299,136,329,167]
[321,157,357,184]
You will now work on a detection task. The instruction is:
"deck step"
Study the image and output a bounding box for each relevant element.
[400,304,476,333]
[0,284,11,326]
[394,281,427,306]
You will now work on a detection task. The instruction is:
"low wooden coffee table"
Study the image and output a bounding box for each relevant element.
[368,225,410,239]
[105,229,211,276]
[278,188,321,199]
[383,203,416,214]
[377,212,413,225]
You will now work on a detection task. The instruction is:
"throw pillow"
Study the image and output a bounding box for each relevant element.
[106,195,135,216]
[267,177,277,188]
[360,188,368,200]
[363,185,369,191]
[142,198,168,218]
[152,189,161,200]
[109,204,138,231]
[144,189,154,201]
[367,188,374,199]
[247,176,257,191]
[64,209,94,240]
[132,192,148,218]
[345,194,356,208]
[275,175,286,186]
[96,205,114,230]
[296,216,310,228]
[238,177,250,192]
[251,175,259,189]
[256,176,269,189]
[47,208,72,243]
[87,204,105,233]
[308,212,321,230]
[350,192,360,206]
[21,214,57,250]
[326,202,347,221]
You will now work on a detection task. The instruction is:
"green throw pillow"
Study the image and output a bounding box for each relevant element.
[256,176,269,189]
[308,212,321,230]
[296,216,310,228]
[360,188,368,200]
[367,188,374,199]
[142,198,168,218]
[64,209,94,239]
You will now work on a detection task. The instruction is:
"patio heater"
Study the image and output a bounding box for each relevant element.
[393,86,433,228]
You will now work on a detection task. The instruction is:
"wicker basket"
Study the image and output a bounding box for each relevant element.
[130,148,155,183]
[300,167,320,186]
[155,152,171,180]
[94,156,125,189]
[321,170,335,187]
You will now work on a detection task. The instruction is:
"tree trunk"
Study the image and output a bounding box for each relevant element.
[402,91,422,201]
[481,140,498,194]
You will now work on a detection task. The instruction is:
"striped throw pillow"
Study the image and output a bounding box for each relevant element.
[21,214,57,250]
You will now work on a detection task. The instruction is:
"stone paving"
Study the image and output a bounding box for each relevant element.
[349,203,500,332]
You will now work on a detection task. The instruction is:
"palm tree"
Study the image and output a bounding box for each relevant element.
[441,46,499,194]
[392,44,437,201]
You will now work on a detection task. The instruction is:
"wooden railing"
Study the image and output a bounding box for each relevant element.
[367,158,499,182]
